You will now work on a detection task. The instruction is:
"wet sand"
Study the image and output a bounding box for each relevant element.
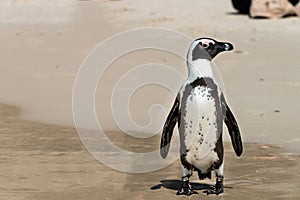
[0,103,299,200]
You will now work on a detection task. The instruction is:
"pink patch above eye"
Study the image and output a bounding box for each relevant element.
[200,39,215,48]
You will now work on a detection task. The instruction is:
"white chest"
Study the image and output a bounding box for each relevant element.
[180,85,220,171]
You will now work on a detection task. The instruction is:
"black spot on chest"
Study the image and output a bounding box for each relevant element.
[190,77,216,89]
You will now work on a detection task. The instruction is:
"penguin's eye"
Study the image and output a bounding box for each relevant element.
[199,42,212,48]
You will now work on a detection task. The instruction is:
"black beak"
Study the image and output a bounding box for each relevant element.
[222,42,234,51]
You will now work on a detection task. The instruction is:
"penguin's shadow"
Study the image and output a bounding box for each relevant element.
[150,179,211,192]
[226,11,248,16]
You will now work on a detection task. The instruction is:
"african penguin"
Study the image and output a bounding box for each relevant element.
[160,38,243,196]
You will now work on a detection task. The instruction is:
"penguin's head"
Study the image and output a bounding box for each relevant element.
[187,38,234,61]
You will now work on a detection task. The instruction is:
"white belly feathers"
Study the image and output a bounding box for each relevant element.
[181,86,219,171]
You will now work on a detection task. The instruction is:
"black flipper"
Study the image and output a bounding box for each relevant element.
[222,97,243,156]
[160,97,180,159]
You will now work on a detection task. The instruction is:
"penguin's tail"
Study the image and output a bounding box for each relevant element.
[196,169,212,180]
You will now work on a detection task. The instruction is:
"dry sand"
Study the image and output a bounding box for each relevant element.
[0,0,300,199]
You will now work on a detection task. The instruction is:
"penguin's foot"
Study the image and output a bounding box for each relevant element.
[205,180,223,195]
[176,181,197,196]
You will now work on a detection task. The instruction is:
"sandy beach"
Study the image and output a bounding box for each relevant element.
[0,103,299,200]
[0,0,300,199]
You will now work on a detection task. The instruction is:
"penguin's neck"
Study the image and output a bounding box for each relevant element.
[187,58,213,81]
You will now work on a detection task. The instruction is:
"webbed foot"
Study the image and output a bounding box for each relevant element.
[205,178,223,195]
[176,177,197,196]
[176,183,195,196]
